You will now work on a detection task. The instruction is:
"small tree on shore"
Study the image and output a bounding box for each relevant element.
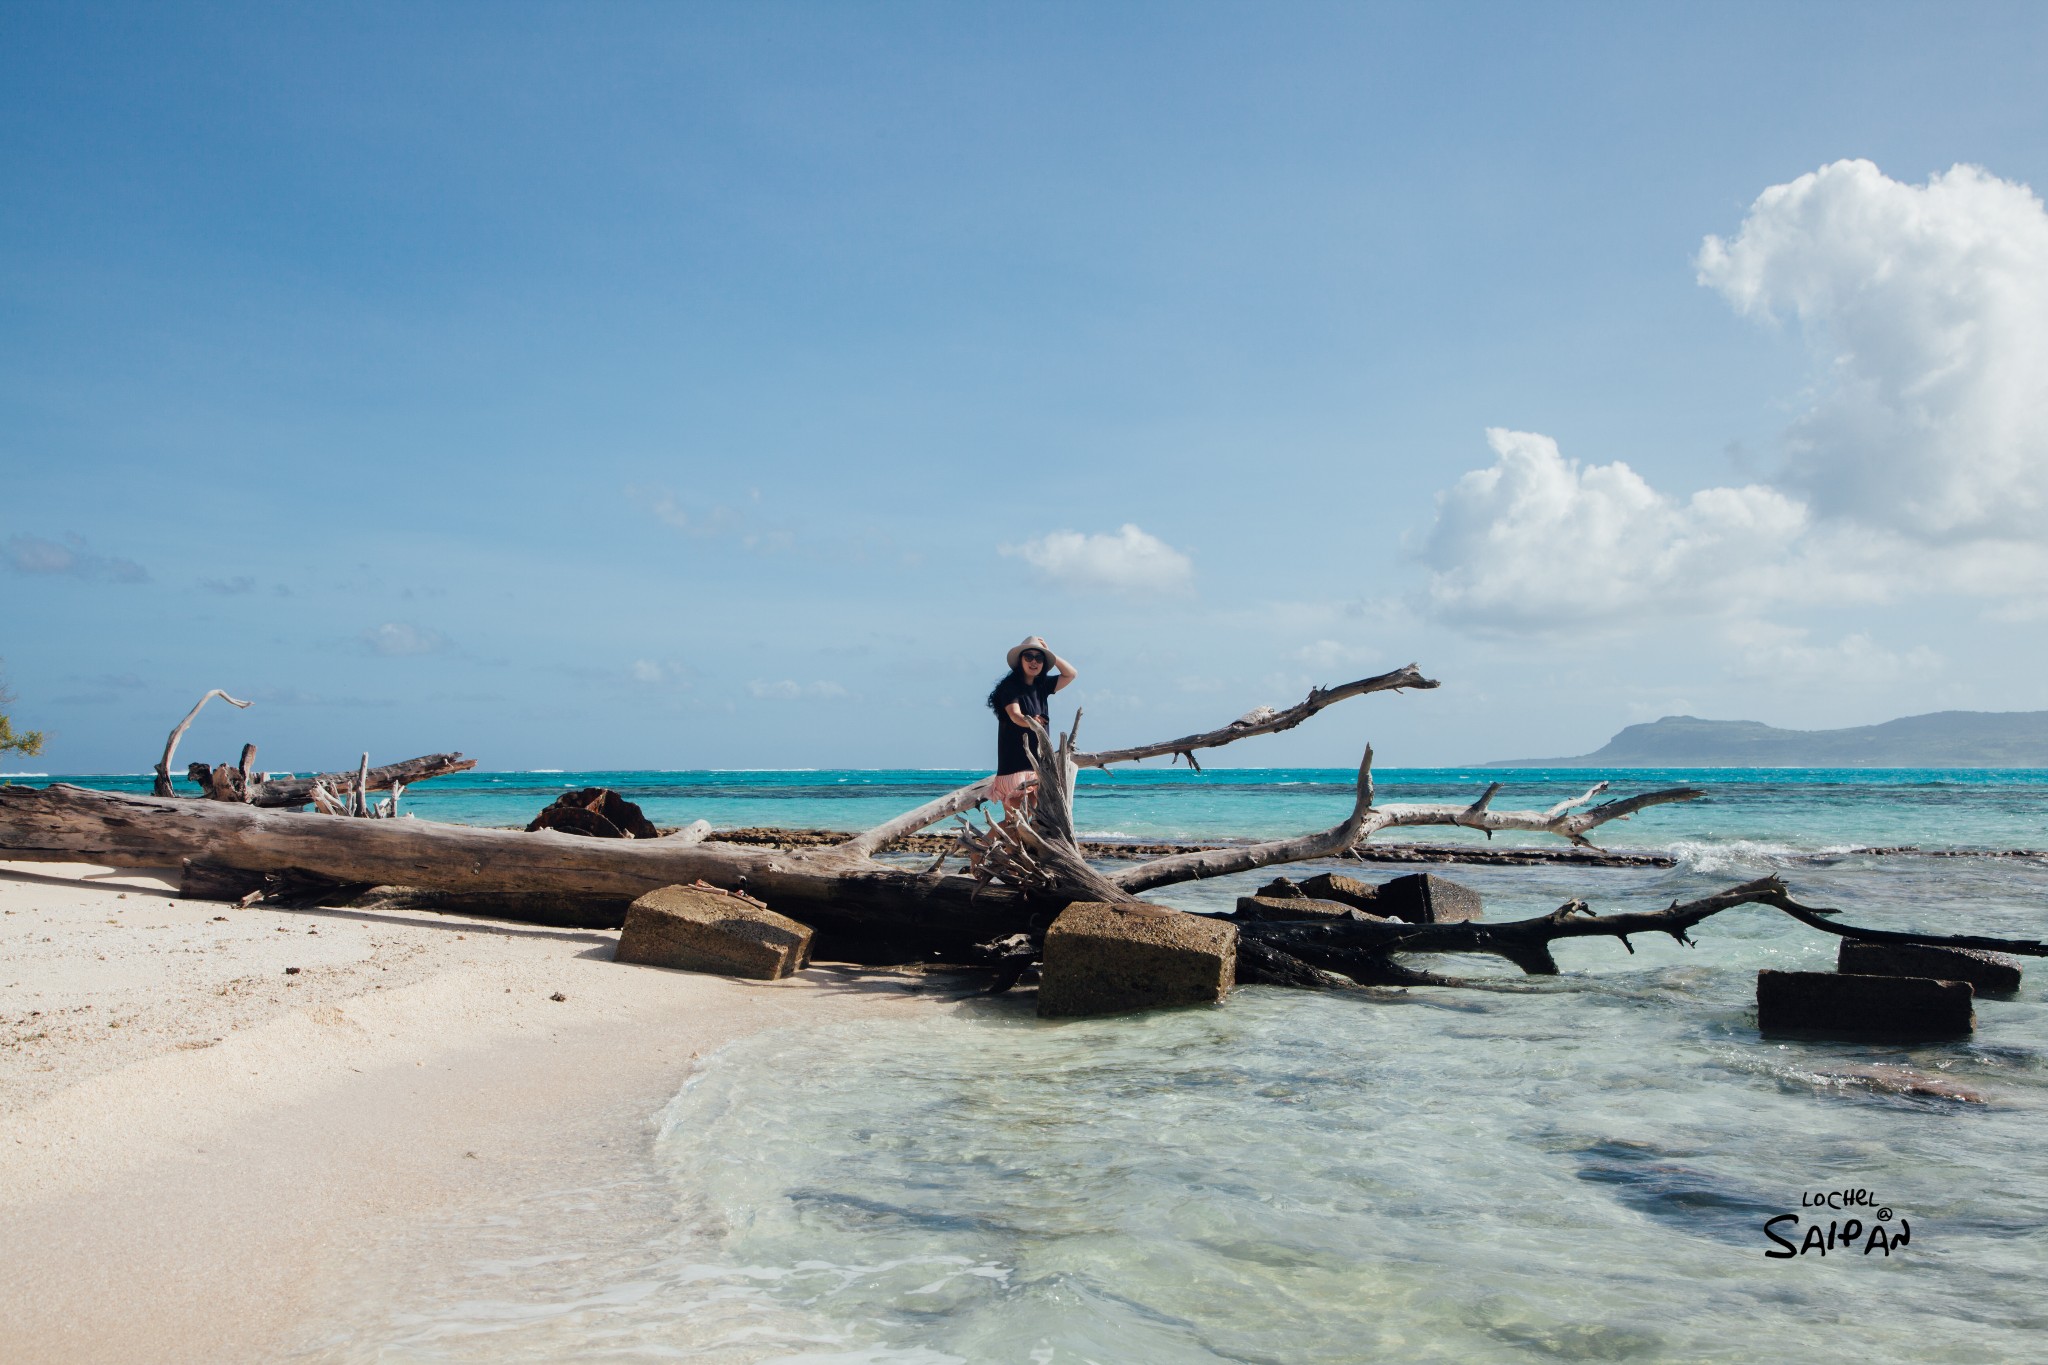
[0,662,44,758]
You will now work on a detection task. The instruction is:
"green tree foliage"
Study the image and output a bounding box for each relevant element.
[0,662,44,758]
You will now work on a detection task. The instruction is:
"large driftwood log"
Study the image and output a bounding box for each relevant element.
[0,783,1035,960]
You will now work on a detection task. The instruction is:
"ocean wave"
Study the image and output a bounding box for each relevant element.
[1665,839,1826,873]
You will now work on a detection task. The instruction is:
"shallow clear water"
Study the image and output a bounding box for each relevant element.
[292,810,2048,1363]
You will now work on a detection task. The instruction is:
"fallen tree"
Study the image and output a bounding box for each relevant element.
[5,663,2040,981]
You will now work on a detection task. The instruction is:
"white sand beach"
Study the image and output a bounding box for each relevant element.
[0,860,938,1362]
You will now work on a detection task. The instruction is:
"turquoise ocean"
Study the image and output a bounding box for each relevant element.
[48,768,2048,1360]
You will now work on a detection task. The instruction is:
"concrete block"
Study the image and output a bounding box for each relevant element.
[1297,872,1379,911]
[1756,969,1973,1040]
[1038,902,1237,1018]
[1232,895,1369,922]
[615,884,813,980]
[1838,941,2021,995]
[1375,872,1483,923]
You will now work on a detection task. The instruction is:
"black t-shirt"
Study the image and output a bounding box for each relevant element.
[992,672,1058,775]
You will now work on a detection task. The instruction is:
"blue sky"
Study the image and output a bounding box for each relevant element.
[5,2,2047,773]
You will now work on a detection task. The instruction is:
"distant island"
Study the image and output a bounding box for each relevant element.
[1489,710,2048,768]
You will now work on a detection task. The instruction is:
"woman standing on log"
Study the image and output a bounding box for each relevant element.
[988,636,1078,809]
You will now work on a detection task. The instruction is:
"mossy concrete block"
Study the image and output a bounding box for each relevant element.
[615,884,813,980]
[1838,941,2021,995]
[1232,895,1376,922]
[1038,902,1237,1018]
[1297,872,1379,910]
[1757,969,1973,1040]
[1376,872,1483,923]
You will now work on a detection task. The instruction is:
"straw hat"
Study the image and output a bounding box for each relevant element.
[1006,636,1054,670]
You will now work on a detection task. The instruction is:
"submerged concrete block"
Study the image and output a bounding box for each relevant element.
[1038,902,1237,1018]
[615,884,813,980]
[1838,941,2022,995]
[1756,969,1973,1040]
[1375,872,1483,924]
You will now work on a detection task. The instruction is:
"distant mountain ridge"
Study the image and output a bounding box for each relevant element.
[1489,710,2048,768]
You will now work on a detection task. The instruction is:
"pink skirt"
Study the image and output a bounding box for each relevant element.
[989,770,1038,807]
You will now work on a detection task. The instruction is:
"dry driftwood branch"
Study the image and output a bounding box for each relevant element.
[247,753,476,808]
[1113,762,1701,893]
[1114,748,1379,893]
[836,776,995,858]
[1236,875,2048,983]
[1073,664,1438,768]
[154,689,253,796]
[1368,784,1704,849]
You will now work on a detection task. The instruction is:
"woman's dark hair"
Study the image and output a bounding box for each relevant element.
[986,668,1024,712]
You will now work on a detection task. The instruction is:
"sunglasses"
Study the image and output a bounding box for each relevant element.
[1020,651,1046,663]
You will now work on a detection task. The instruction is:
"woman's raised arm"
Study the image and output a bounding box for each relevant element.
[1048,648,1078,693]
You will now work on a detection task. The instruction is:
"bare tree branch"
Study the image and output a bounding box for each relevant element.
[1115,766,1698,891]
[836,778,997,857]
[248,753,475,808]
[1074,664,1438,768]
[154,689,253,797]
[1240,875,2048,983]
[1114,748,1378,892]
[1371,785,1705,847]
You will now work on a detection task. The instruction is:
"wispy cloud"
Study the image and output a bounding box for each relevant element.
[631,659,692,687]
[747,679,849,700]
[645,491,740,538]
[201,575,257,595]
[5,533,149,583]
[246,686,400,709]
[1291,639,1379,671]
[1002,524,1194,597]
[360,622,448,657]
[49,671,151,705]
[1720,622,1942,686]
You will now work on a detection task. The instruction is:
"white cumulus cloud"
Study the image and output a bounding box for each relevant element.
[1003,524,1193,597]
[1418,429,1823,632]
[1418,160,2048,637]
[1698,159,2048,541]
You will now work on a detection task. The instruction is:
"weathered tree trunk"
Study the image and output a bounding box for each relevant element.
[0,783,1036,960]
